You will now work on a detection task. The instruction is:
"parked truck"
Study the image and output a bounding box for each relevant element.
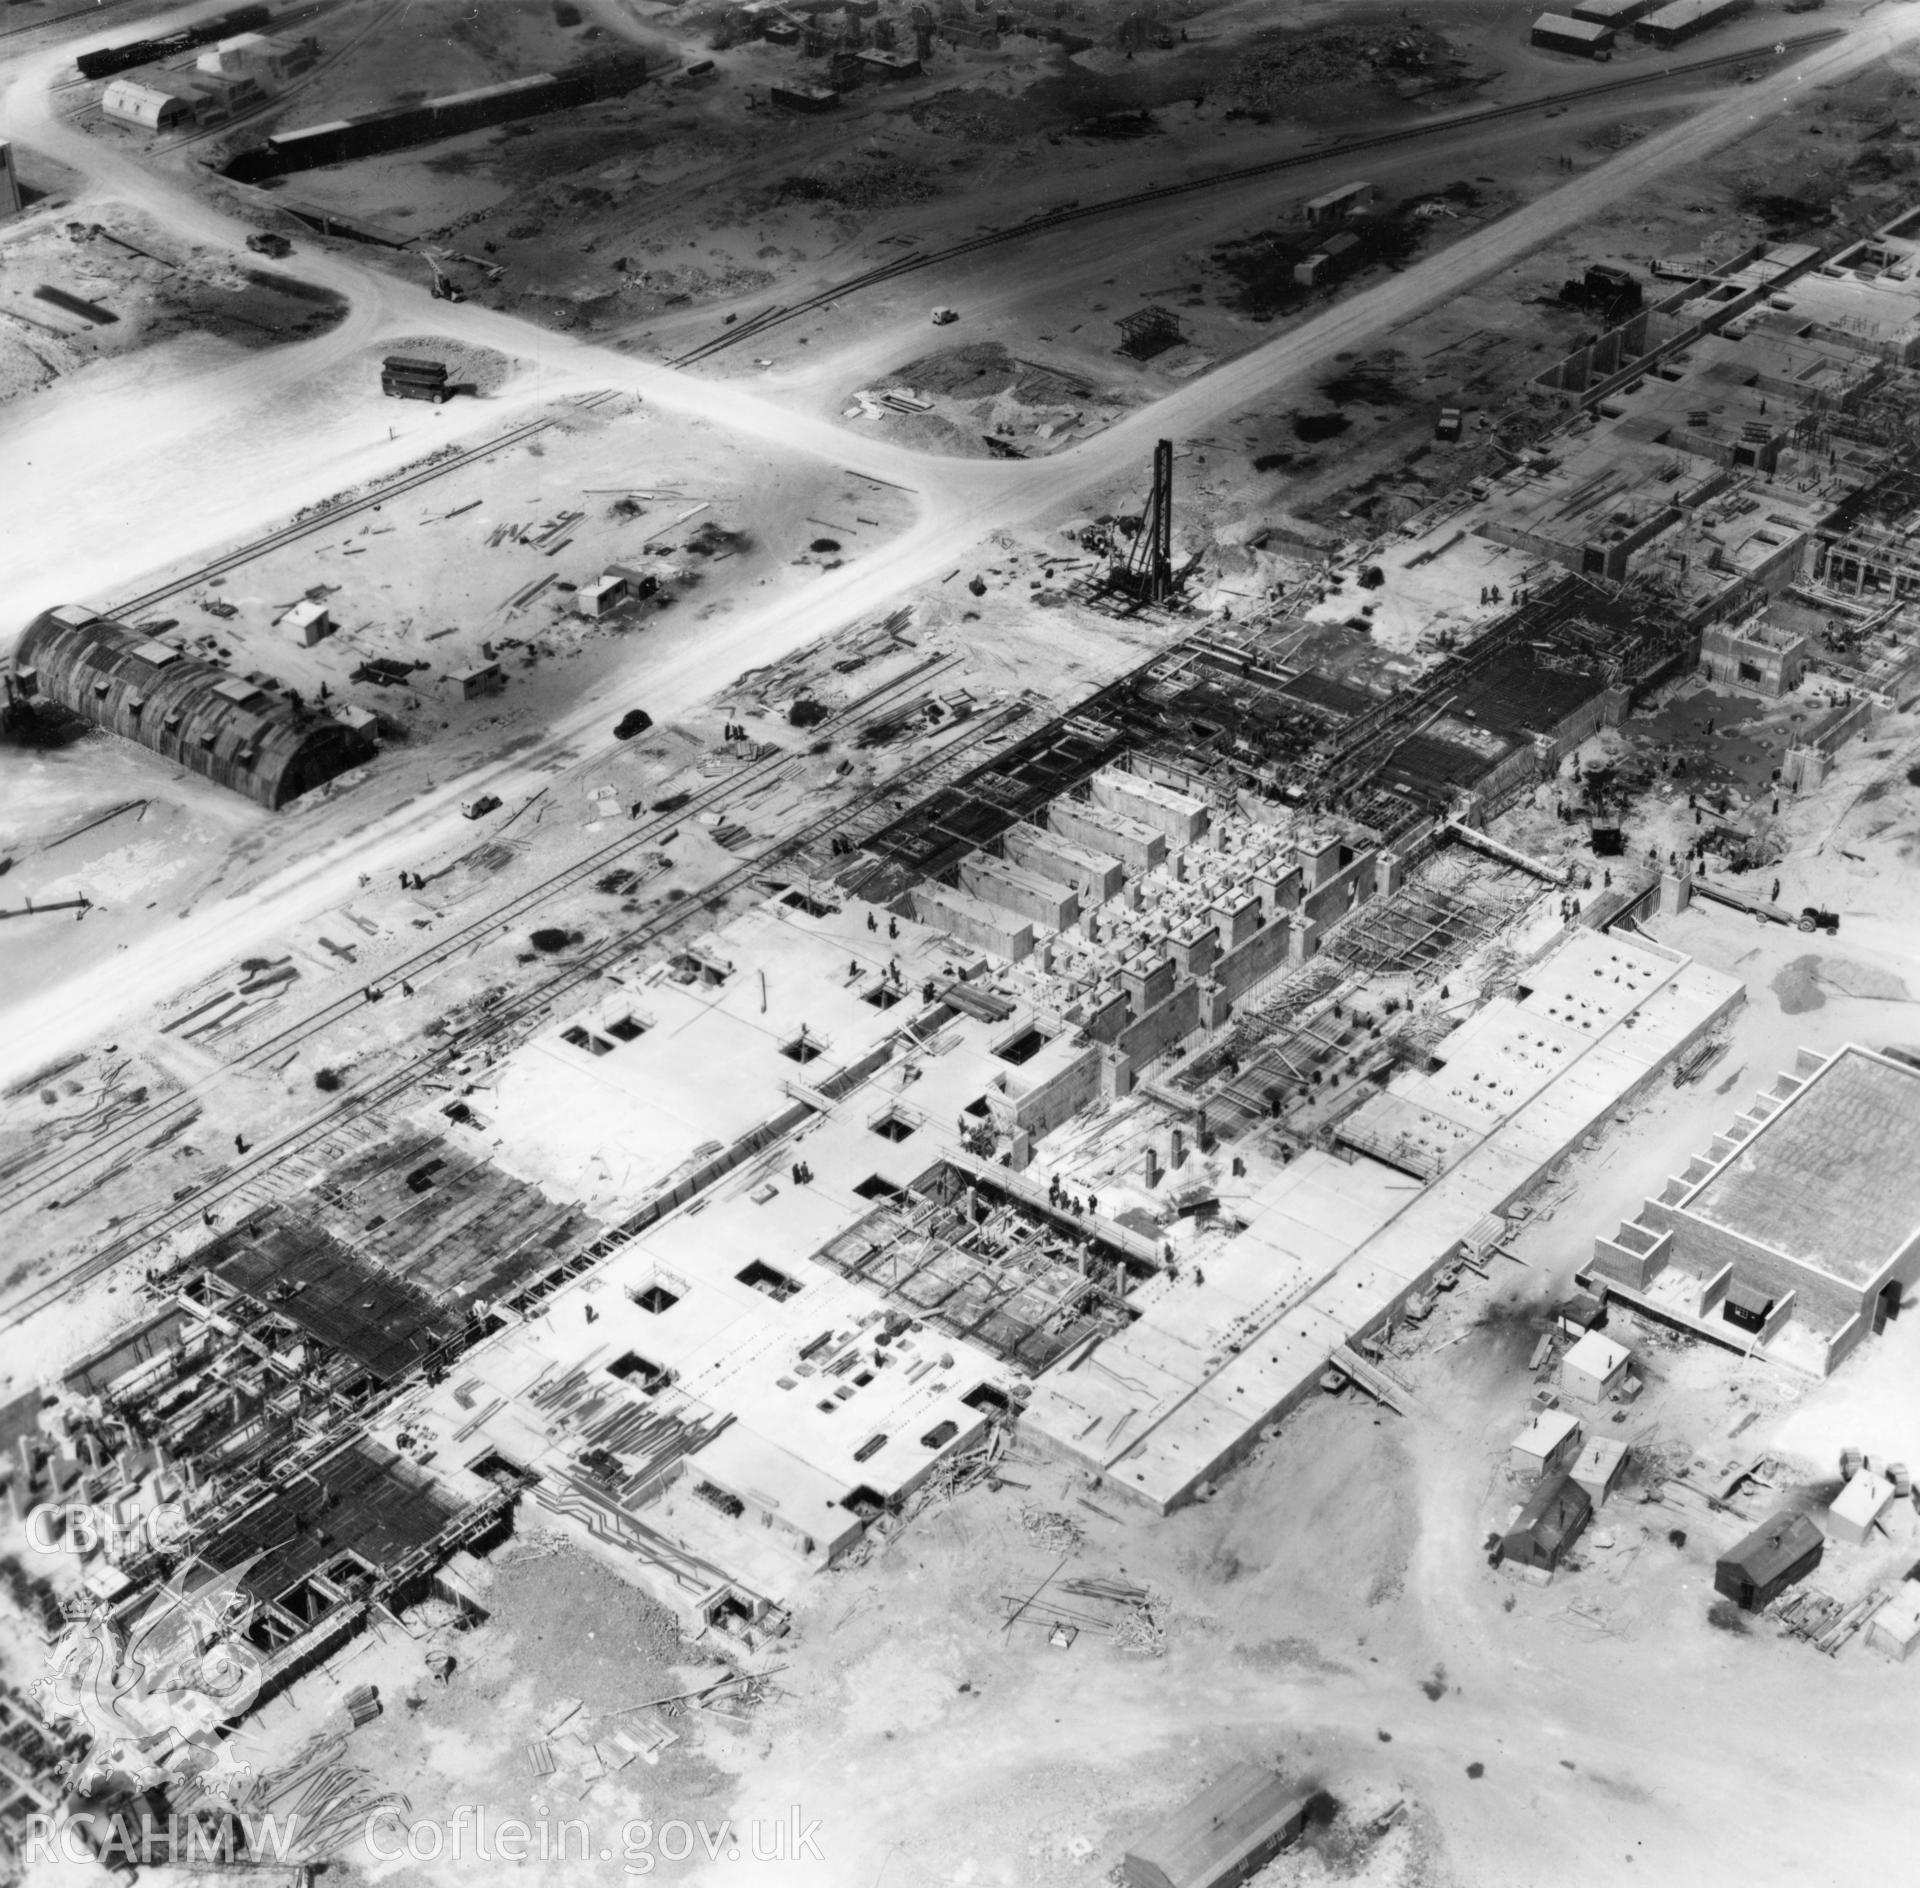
[1693,879,1838,933]
[380,354,451,402]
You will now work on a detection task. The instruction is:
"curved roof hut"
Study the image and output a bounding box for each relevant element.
[14,606,367,809]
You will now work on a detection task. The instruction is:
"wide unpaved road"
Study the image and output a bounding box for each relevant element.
[1,5,1916,1087]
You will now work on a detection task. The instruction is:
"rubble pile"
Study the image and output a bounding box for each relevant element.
[1229,24,1455,116]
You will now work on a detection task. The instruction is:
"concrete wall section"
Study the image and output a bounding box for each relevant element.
[1300,843,1381,929]
[1003,824,1124,905]
[1049,800,1166,876]
[1118,979,1202,1069]
[1211,914,1293,1004]
[996,1039,1103,1139]
[959,855,1079,932]
[911,885,1034,961]
[1079,988,1132,1044]
[1091,768,1210,846]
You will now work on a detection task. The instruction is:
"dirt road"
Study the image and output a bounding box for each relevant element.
[3,3,1917,1085]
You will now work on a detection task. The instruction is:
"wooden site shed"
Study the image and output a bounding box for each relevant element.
[1118,1764,1312,1888]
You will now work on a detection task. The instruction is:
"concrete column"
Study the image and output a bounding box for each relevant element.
[1141,1146,1160,1189]
[1304,832,1343,891]
[1170,1126,1186,1169]
[1213,894,1261,950]
[1101,1046,1135,1101]
[1173,926,1217,981]
[1659,871,1692,915]
[1122,956,1176,1016]
[1198,978,1231,1031]
[1010,1128,1032,1171]
[1289,915,1322,963]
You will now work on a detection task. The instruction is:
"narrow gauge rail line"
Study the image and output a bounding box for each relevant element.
[0,694,1024,1324]
[0,645,960,1218]
[668,30,1843,367]
[107,394,620,617]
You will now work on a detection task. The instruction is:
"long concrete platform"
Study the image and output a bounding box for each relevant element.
[1021,929,1743,1512]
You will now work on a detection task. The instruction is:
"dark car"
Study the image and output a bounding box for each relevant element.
[614,709,653,740]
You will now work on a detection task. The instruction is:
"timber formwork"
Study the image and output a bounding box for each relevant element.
[811,1162,1151,1372]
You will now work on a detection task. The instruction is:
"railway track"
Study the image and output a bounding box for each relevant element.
[165,0,409,154]
[667,29,1844,368]
[0,0,138,46]
[0,686,1024,1326]
[107,391,620,618]
[0,639,960,1221]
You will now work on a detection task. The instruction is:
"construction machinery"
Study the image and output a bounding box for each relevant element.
[1108,438,1177,604]
[931,306,958,325]
[381,354,451,402]
[1693,878,1839,933]
[424,250,467,302]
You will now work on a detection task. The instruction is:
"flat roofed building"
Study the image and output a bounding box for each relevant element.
[450,661,503,700]
[1571,1436,1628,1506]
[1570,0,1662,20]
[1700,612,1808,698]
[1511,1409,1584,1481]
[1867,1585,1920,1660]
[1301,180,1372,224]
[1560,1330,1631,1403]
[1827,1468,1896,1546]
[1531,14,1615,56]
[1590,1045,1920,1373]
[770,82,839,111]
[284,599,332,646]
[1634,0,1752,46]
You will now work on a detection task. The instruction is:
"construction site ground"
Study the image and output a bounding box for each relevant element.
[10,0,1919,1051]
[10,872,1914,1888]
[336,885,1920,1888]
[6,700,1920,1886]
[10,1,1920,1883]
[3,7,1913,1068]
